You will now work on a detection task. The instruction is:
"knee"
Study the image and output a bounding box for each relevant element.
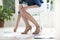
[21,7,26,13]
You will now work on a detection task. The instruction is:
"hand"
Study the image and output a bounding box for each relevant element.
[14,28,16,32]
[14,26,17,32]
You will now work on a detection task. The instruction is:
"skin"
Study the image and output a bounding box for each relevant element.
[14,4,40,33]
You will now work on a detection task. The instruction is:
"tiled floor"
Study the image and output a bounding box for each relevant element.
[0,27,55,40]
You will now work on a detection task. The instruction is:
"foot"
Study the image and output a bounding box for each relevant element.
[21,26,32,34]
[33,26,42,34]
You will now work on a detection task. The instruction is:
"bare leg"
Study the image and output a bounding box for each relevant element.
[21,7,39,27]
[14,4,31,32]
[14,5,41,34]
[21,15,32,34]
[22,15,30,27]
[14,12,32,32]
[14,13,32,32]
[21,5,41,34]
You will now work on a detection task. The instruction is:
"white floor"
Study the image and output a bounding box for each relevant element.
[0,27,55,40]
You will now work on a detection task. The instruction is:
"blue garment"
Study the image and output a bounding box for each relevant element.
[18,0,43,14]
[19,0,43,7]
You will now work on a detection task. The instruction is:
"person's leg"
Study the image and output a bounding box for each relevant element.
[21,5,39,26]
[22,15,30,27]
[14,6,32,32]
[21,15,32,34]
[21,5,41,34]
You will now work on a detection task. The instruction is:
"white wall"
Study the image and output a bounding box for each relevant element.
[0,0,2,5]
[54,0,60,40]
